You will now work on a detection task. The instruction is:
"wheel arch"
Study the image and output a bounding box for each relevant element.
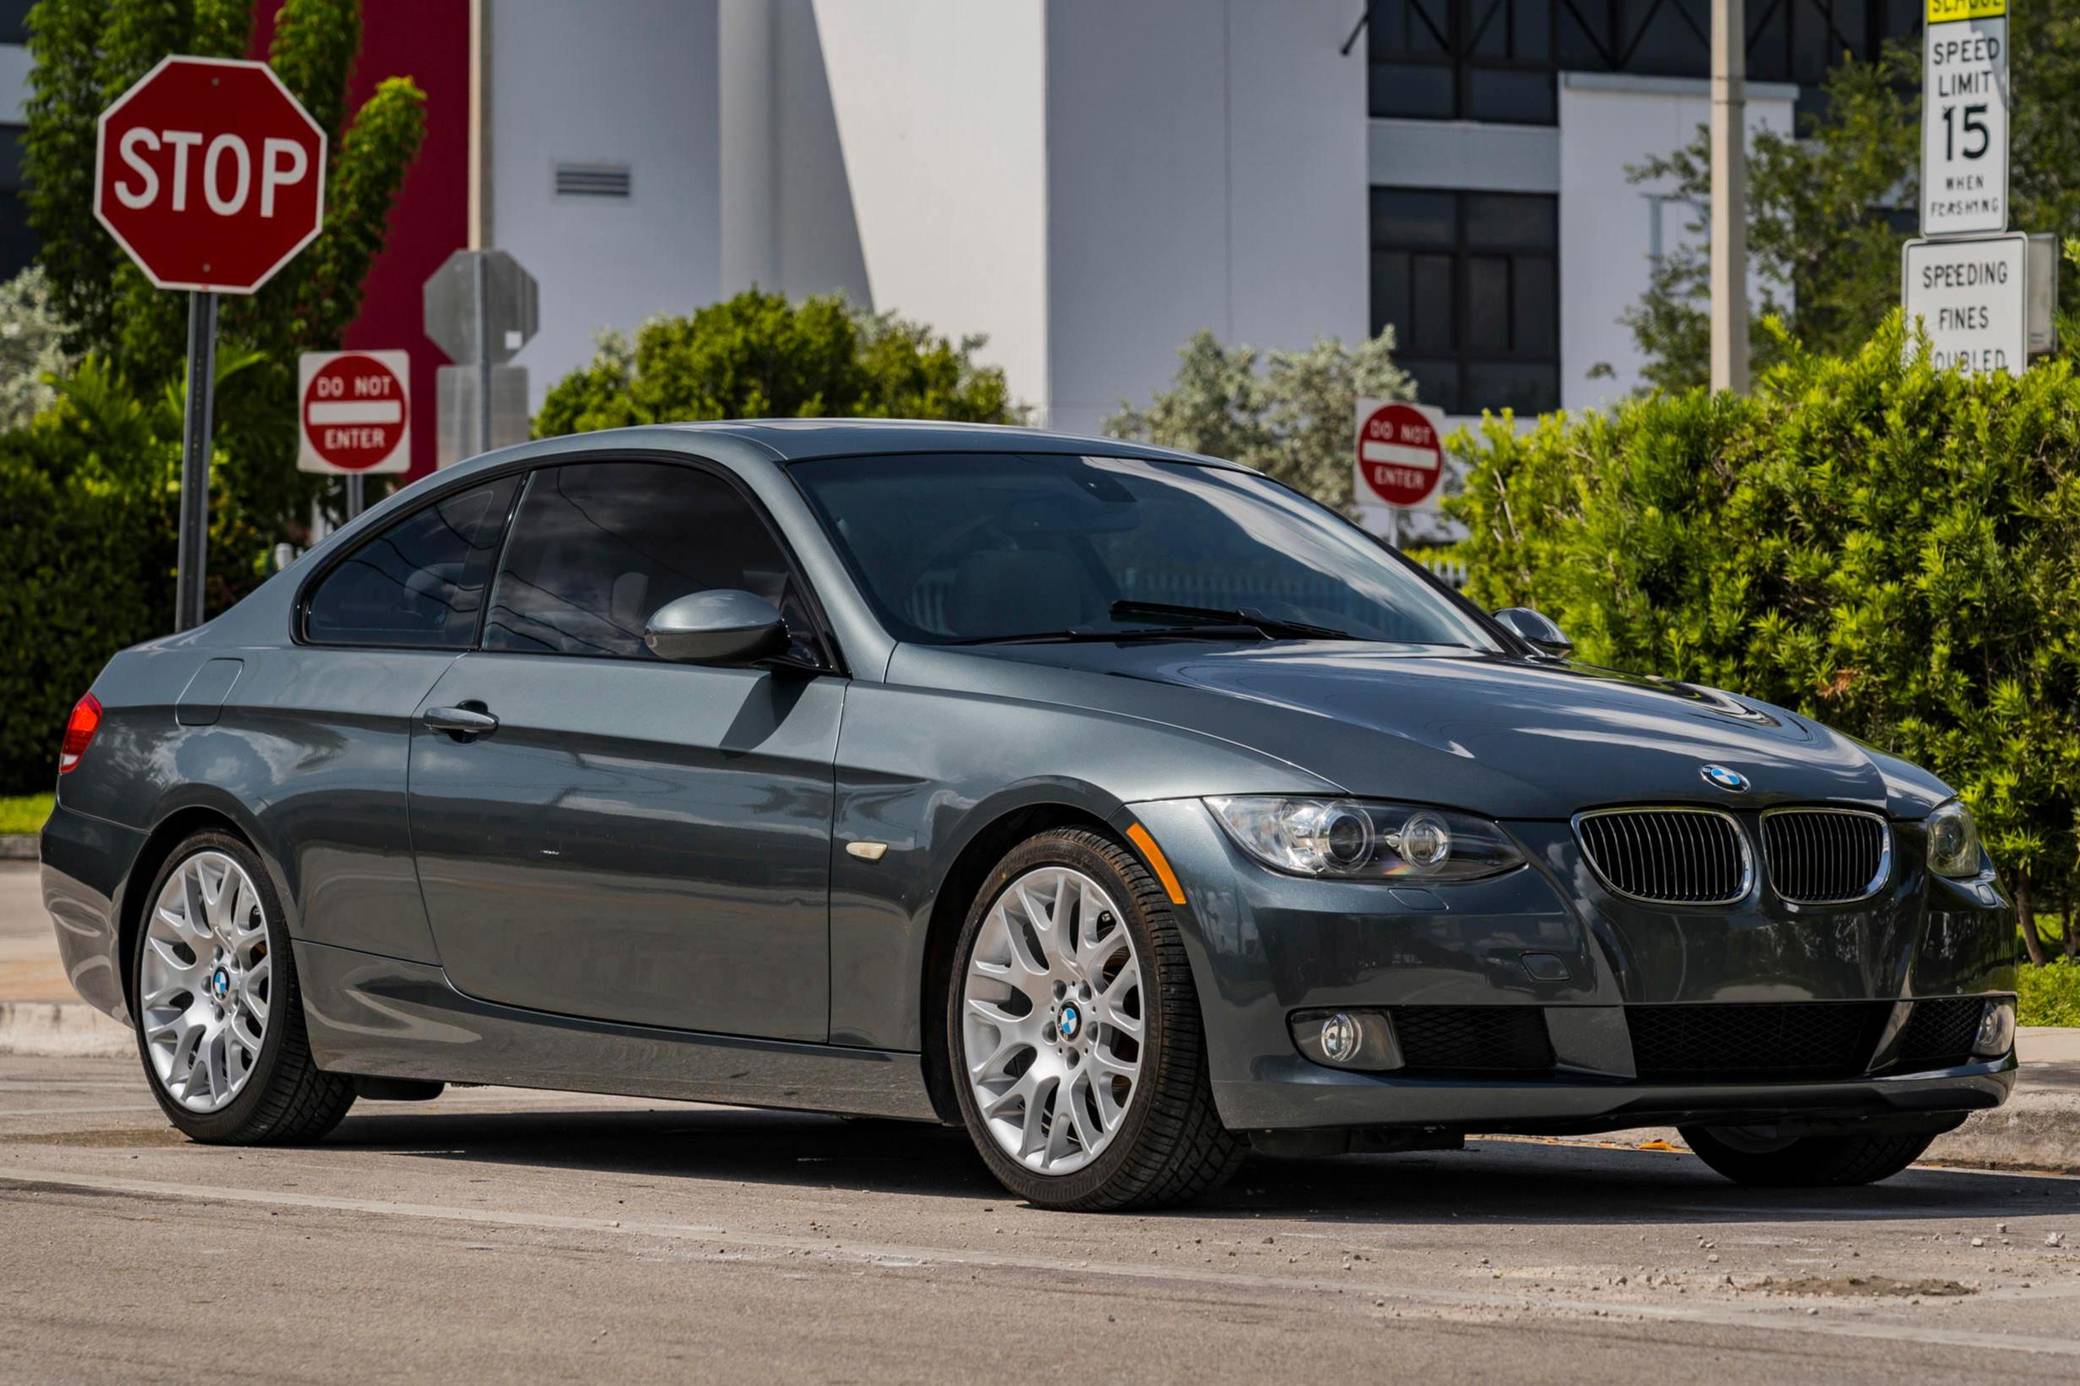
[916,798,1137,1125]
[114,798,280,1020]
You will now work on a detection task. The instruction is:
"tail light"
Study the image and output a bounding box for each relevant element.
[59,693,103,774]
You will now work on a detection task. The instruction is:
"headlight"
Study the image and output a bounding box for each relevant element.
[1925,799,1983,878]
[1205,796,1524,881]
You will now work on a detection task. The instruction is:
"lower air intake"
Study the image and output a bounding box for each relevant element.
[1387,1006,1555,1076]
[1627,1002,1891,1082]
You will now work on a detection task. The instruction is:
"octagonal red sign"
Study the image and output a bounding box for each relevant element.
[93,56,327,294]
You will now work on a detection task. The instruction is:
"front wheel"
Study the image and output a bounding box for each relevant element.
[948,828,1243,1211]
[133,831,356,1144]
[1678,1123,1937,1187]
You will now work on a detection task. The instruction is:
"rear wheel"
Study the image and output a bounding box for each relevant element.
[1678,1123,1936,1187]
[133,831,355,1144]
[948,828,1242,1210]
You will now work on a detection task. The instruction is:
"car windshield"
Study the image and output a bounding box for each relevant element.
[790,452,1500,649]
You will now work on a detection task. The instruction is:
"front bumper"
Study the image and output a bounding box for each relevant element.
[1127,799,2019,1134]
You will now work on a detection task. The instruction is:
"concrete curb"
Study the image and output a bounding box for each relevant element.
[0,836,38,861]
[0,1001,130,1058]
[1927,1091,2080,1175]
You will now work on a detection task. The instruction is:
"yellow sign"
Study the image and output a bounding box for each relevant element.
[1928,0,2006,22]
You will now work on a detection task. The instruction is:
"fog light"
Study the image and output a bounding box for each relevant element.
[1973,998,2016,1058]
[1290,1009,1401,1071]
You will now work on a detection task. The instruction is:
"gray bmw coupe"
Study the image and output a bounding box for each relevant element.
[42,422,2016,1210]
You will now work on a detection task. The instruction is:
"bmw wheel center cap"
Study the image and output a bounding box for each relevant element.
[1059,1003,1081,1040]
[211,967,232,1000]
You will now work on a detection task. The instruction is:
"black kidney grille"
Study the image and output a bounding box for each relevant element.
[1576,810,1747,905]
[1387,1006,1555,1075]
[1627,1002,1891,1082]
[1892,998,1985,1070]
[1761,810,1888,903]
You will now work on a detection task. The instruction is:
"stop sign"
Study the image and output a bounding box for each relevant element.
[298,350,411,474]
[93,56,327,294]
[1355,400,1446,508]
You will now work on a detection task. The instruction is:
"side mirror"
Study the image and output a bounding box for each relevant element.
[644,590,790,666]
[1492,606,1573,658]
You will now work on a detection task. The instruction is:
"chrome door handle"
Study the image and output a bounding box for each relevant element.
[422,703,499,740]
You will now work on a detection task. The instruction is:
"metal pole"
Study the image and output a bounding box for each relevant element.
[1710,0,1749,393]
[473,251,493,454]
[343,474,365,521]
[176,291,219,631]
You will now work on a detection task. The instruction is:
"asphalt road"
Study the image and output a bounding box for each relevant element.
[2,1056,2075,1384]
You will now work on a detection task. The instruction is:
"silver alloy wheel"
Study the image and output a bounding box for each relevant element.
[139,850,271,1113]
[961,866,1145,1175]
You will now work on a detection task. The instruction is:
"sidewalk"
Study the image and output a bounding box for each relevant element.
[1,860,2074,1166]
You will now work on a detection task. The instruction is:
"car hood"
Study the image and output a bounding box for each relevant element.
[905,642,1953,820]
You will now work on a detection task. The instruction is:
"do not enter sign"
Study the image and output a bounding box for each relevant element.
[1354,400,1447,510]
[299,351,411,474]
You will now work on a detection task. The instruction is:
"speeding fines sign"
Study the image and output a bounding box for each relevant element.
[1902,236,2027,375]
[298,350,411,474]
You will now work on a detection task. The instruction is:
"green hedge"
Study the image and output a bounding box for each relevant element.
[0,446,170,790]
[1449,317,2080,940]
[2018,958,2080,1027]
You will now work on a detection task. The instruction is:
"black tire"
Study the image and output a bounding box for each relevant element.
[946,827,1244,1211]
[1678,1123,1936,1187]
[132,831,356,1144]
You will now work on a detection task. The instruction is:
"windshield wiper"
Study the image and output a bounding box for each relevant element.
[1110,599,1356,641]
[943,624,1271,646]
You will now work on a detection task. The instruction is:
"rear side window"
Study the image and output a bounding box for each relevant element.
[482,461,818,662]
[303,477,518,648]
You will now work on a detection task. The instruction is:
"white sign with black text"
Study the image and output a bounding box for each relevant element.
[1921,0,2010,238]
[1902,233,2028,378]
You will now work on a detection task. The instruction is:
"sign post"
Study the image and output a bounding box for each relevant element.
[1353,399,1447,547]
[1921,0,2010,239]
[297,350,413,518]
[93,56,327,628]
[424,249,539,463]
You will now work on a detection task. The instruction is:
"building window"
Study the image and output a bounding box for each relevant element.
[1369,187,1558,415]
[1368,1,1924,125]
[0,126,32,281]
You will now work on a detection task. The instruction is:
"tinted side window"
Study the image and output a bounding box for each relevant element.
[303,478,518,648]
[483,462,817,662]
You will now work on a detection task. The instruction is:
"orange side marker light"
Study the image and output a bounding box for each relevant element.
[1126,823,1188,906]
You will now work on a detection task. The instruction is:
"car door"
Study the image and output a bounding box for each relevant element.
[277,473,520,963]
[405,458,843,1041]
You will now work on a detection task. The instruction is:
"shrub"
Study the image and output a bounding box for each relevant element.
[2017,959,2080,1028]
[535,290,1022,437]
[1449,317,2080,956]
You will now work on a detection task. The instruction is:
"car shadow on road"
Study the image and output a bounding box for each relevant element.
[325,1101,2078,1224]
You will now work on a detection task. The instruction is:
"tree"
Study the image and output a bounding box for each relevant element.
[535,289,1022,437]
[1624,9,2080,390]
[1105,328,1414,515]
[23,0,427,548]
[0,268,77,432]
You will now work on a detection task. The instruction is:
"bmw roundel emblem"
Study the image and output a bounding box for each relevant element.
[1700,764,1750,793]
[1059,1003,1081,1040]
[211,967,231,1000]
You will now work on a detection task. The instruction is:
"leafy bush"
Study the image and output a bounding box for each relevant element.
[0,268,77,431]
[1450,317,2080,957]
[0,356,267,792]
[535,290,1021,437]
[2018,959,2080,1028]
[1107,328,1414,516]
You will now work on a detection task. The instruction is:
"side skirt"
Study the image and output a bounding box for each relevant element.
[294,940,939,1121]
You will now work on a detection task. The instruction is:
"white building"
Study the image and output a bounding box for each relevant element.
[5,2,1924,433]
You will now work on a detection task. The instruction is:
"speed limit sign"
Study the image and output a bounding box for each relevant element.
[1922,0,2009,238]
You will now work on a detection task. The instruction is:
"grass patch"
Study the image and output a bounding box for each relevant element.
[2018,958,2080,1028]
[0,793,52,836]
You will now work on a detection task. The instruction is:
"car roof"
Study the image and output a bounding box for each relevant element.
[645,418,1245,469]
